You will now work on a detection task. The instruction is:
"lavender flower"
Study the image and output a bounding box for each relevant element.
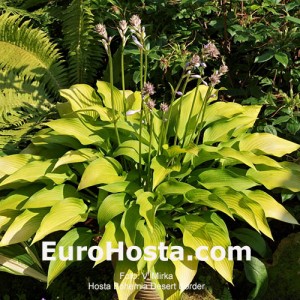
[95,24,108,41]
[130,15,142,31]
[190,54,201,68]
[146,99,156,111]
[219,64,229,74]
[209,71,221,86]
[142,82,155,96]
[160,102,169,112]
[203,42,220,59]
[119,20,127,32]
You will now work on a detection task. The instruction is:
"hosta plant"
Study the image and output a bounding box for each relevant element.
[0,16,300,300]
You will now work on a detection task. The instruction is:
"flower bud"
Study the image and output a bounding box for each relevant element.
[209,71,221,86]
[126,109,141,116]
[132,35,143,49]
[142,82,156,96]
[219,64,229,74]
[146,99,156,111]
[119,20,127,32]
[203,42,220,59]
[130,14,142,30]
[190,74,202,79]
[160,102,169,112]
[95,24,108,41]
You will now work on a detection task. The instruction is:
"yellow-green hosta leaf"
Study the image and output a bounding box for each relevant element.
[168,241,198,293]
[156,180,194,196]
[179,214,233,283]
[198,169,258,191]
[213,187,260,232]
[46,118,103,146]
[100,181,140,195]
[22,184,78,209]
[204,102,244,126]
[97,193,128,229]
[151,156,181,190]
[78,157,125,190]
[239,133,300,157]
[114,257,144,300]
[218,148,255,169]
[137,219,166,272]
[113,140,149,164]
[247,166,300,192]
[185,189,233,218]
[121,204,141,247]
[47,228,94,286]
[31,129,82,150]
[0,244,46,282]
[54,148,99,169]
[31,198,88,244]
[97,81,124,112]
[203,115,256,143]
[94,217,125,266]
[136,192,165,232]
[0,211,20,232]
[243,190,298,225]
[126,91,142,111]
[243,198,272,239]
[150,259,181,300]
[75,105,114,121]
[60,84,102,119]
[0,160,54,190]
[162,144,198,158]
[239,152,282,169]
[169,85,217,140]
[0,185,42,213]
[0,209,48,246]
[0,154,34,179]
[213,187,272,238]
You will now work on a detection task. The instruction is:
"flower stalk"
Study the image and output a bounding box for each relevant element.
[96,24,120,146]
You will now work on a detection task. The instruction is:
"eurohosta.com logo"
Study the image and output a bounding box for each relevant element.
[42,241,251,262]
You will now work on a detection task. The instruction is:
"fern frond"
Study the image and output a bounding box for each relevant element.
[0,118,47,155]
[62,0,105,85]
[0,12,68,95]
[0,68,53,126]
[0,3,42,22]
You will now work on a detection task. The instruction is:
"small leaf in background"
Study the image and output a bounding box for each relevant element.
[231,228,269,258]
[244,256,268,300]
[274,52,288,68]
[254,50,274,63]
[286,16,300,25]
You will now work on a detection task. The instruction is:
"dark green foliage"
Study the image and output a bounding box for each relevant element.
[62,0,105,85]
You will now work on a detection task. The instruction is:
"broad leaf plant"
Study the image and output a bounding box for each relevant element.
[0,15,299,300]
